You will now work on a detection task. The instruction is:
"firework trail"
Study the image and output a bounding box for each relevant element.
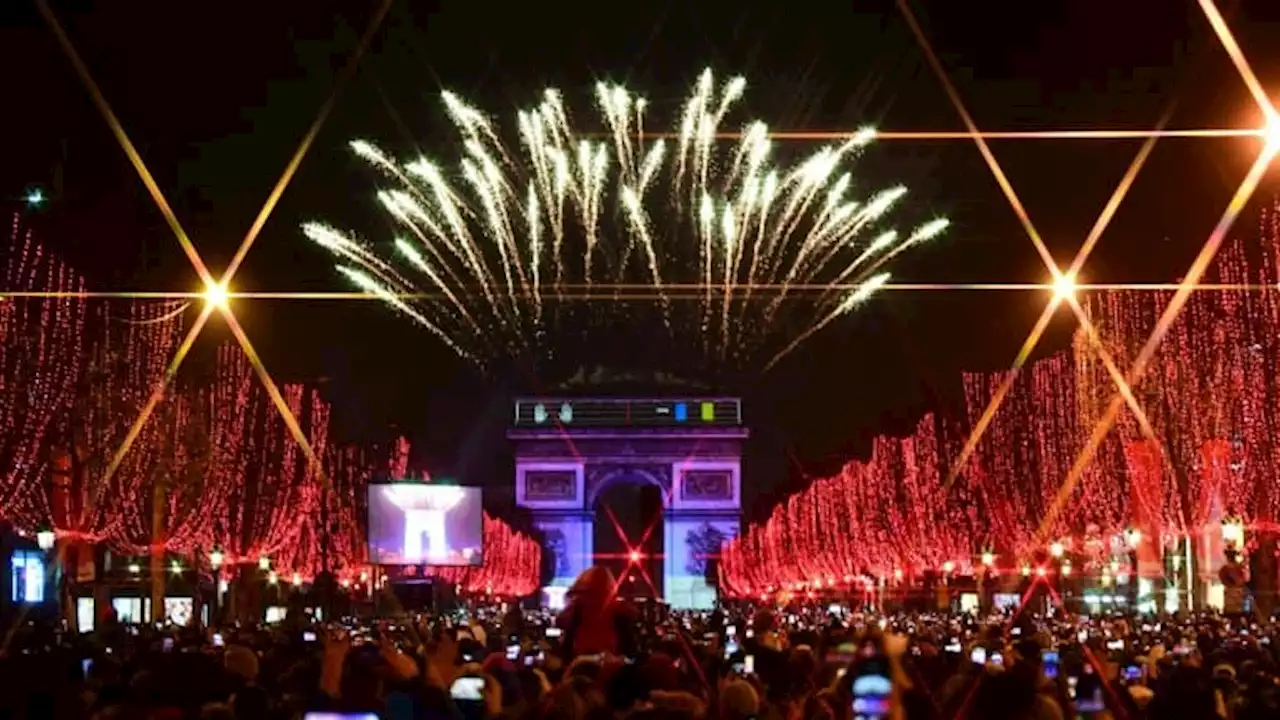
[305,69,949,371]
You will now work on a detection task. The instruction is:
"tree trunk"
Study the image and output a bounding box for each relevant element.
[151,477,165,623]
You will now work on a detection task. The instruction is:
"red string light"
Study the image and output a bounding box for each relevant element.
[0,212,86,526]
[726,203,1280,593]
[0,213,539,593]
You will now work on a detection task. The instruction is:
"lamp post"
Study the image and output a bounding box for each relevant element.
[209,546,224,625]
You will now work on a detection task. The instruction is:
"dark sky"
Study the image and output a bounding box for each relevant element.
[2,0,1279,515]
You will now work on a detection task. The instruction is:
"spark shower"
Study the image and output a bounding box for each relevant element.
[306,69,949,372]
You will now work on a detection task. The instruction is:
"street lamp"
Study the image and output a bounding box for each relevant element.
[258,555,271,571]
[981,551,995,568]
[209,546,224,624]
[1049,541,1065,559]
[1125,528,1142,549]
[36,528,56,551]
[1222,518,1245,549]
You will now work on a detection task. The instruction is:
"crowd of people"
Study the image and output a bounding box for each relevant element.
[2,566,1278,720]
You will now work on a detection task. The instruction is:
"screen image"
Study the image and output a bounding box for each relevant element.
[367,484,483,565]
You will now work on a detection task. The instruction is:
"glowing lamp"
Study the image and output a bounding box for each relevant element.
[1125,529,1142,548]
[25,187,44,208]
[258,555,271,571]
[203,281,230,310]
[629,550,643,563]
[1222,519,1245,548]
[128,563,141,574]
[1109,560,1121,573]
[291,572,302,587]
[981,551,995,567]
[340,578,351,589]
[1021,565,1031,577]
[1051,272,1077,302]
[170,561,183,574]
[1061,562,1072,577]
[1049,541,1065,559]
[267,571,278,584]
[1036,566,1047,577]
[893,568,904,581]
[941,561,955,574]
[209,546,224,570]
[35,528,56,551]
[1266,112,1280,152]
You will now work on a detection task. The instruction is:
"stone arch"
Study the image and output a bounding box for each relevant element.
[587,466,671,509]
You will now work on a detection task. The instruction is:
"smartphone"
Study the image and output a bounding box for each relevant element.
[1106,639,1124,651]
[724,639,740,658]
[212,633,224,647]
[990,652,1004,667]
[726,624,737,638]
[970,647,987,665]
[523,655,535,667]
[1042,650,1059,679]
[450,676,485,701]
[944,639,962,654]
[545,627,561,638]
[744,655,755,675]
[81,658,93,676]
[1123,665,1142,681]
[1011,627,1022,636]
[303,631,317,643]
[506,644,520,661]
[851,662,893,719]
[162,637,174,652]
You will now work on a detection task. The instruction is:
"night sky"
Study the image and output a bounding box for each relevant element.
[3,0,1279,517]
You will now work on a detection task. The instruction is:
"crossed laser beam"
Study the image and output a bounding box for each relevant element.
[25,0,1278,566]
[35,0,395,526]
[898,0,1280,545]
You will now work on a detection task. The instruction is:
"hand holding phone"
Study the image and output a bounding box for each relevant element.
[450,676,485,702]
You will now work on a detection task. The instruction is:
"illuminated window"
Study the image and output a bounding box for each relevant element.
[77,598,95,633]
[10,552,45,603]
[112,597,143,624]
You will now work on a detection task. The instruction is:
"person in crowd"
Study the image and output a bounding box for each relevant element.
[5,586,1280,720]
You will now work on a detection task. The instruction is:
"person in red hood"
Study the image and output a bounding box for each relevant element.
[558,566,639,658]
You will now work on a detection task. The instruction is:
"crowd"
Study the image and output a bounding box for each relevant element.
[2,566,1278,720]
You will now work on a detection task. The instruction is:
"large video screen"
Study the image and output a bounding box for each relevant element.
[367,484,483,566]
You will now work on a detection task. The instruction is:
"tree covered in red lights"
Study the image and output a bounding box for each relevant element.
[722,414,976,595]
[0,214,541,594]
[0,213,86,525]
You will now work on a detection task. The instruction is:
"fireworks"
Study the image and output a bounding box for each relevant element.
[306,69,949,370]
